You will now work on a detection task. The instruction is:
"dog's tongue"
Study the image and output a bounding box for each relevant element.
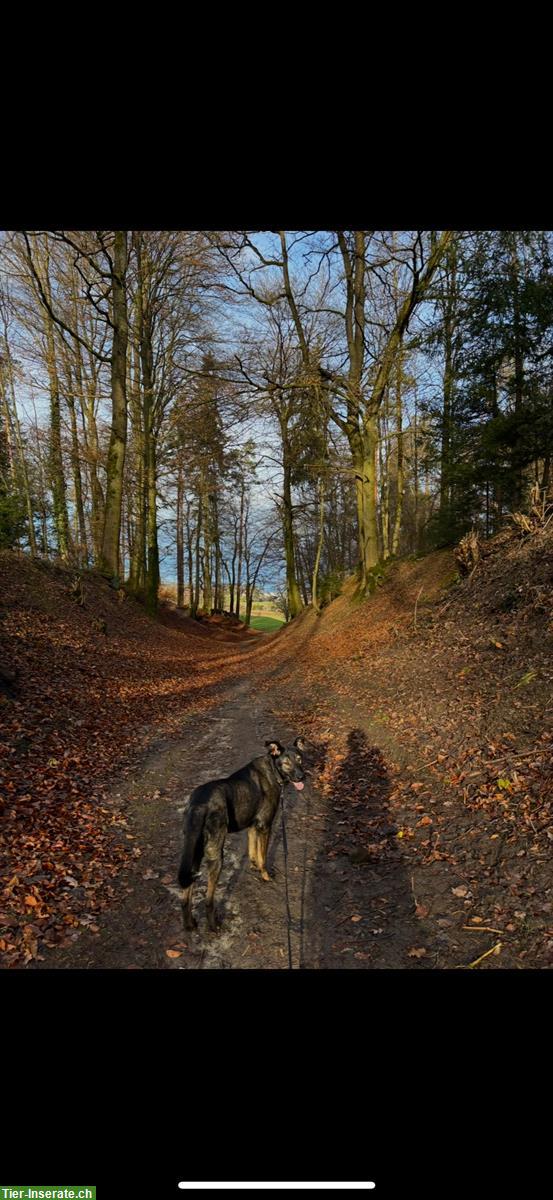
[292,781,304,791]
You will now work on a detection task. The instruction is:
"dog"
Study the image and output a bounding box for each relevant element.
[178,737,307,932]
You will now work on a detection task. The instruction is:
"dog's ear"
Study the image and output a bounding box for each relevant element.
[265,740,284,756]
[294,736,308,751]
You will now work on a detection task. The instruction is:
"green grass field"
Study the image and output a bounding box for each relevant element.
[249,615,285,631]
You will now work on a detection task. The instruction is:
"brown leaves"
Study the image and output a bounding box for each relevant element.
[0,552,249,967]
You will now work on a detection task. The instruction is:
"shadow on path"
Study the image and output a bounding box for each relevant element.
[299,727,437,968]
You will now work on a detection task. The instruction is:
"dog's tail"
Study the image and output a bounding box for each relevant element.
[178,799,207,888]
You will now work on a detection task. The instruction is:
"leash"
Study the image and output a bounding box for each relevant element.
[279,783,294,971]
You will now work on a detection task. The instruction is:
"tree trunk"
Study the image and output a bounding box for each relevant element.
[379,400,390,560]
[176,466,184,608]
[70,270,103,565]
[186,500,194,611]
[439,243,457,528]
[296,544,310,607]
[282,451,303,617]
[391,355,404,557]
[236,480,244,620]
[43,294,71,560]
[82,355,105,565]
[351,417,379,586]
[311,477,325,612]
[191,494,202,618]
[134,232,159,615]
[99,230,128,582]
[128,329,145,593]
[202,480,213,614]
[66,388,88,566]
[213,492,221,611]
[145,432,159,615]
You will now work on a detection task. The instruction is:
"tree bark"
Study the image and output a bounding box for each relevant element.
[176,465,184,608]
[311,477,325,612]
[42,253,71,560]
[99,230,128,582]
[391,354,404,557]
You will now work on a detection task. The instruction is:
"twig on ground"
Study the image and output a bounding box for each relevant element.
[462,926,503,934]
[460,941,502,969]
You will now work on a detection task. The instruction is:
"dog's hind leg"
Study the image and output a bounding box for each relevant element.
[204,823,227,933]
[205,852,224,932]
[181,884,197,931]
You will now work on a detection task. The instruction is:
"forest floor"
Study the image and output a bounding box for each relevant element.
[1,522,553,970]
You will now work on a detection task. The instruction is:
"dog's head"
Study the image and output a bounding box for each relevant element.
[265,737,306,790]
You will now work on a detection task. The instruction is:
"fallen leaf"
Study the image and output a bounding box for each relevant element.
[165,949,182,959]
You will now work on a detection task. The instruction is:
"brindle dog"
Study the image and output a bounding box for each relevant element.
[178,737,307,931]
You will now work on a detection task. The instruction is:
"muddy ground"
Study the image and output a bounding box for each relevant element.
[33,655,532,971]
[30,663,446,970]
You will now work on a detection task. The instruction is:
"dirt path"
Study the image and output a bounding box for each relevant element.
[32,675,334,969]
[32,663,457,969]
[33,607,547,969]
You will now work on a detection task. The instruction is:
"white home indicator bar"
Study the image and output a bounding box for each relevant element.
[178,1186,376,1191]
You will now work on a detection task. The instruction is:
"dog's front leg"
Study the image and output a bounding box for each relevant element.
[248,826,258,870]
[256,826,272,882]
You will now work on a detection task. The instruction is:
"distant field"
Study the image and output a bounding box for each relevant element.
[249,615,284,631]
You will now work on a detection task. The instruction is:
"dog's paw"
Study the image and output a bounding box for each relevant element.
[183,915,198,931]
[260,870,273,882]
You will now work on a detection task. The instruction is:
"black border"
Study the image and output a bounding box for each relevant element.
[5,965,545,1198]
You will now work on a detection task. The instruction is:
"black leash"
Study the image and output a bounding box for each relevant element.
[279,785,294,970]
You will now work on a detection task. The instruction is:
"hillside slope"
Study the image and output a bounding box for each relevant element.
[251,529,553,967]
[0,553,250,966]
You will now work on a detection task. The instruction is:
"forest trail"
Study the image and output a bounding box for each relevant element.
[30,674,353,970]
[4,527,553,970]
[30,665,452,971]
